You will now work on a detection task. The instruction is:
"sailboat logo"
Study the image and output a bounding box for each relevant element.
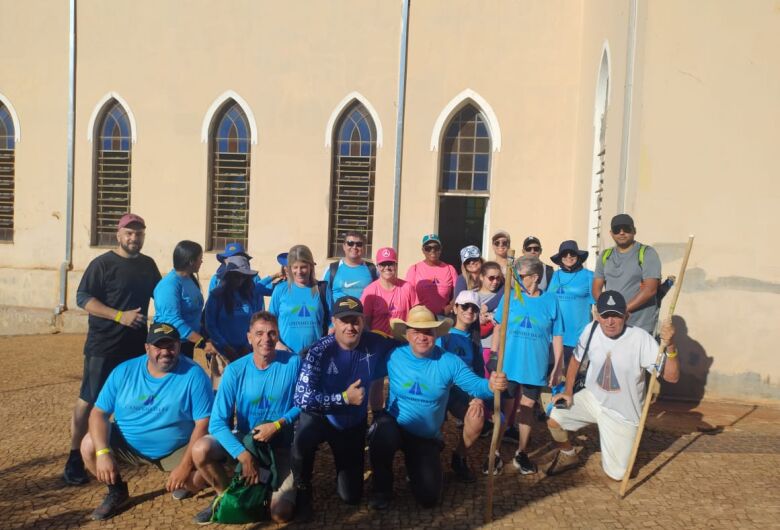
[403,380,428,395]
[327,359,339,375]
[596,352,621,392]
[251,394,273,408]
[519,315,533,329]
[556,286,566,294]
[297,305,312,317]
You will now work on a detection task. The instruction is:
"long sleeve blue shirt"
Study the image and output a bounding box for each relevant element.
[205,285,266,352]
[153,270,203,339]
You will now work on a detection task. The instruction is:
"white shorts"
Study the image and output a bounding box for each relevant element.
[549,388,637,480]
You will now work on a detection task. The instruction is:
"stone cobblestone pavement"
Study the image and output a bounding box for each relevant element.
[1,334,778,529]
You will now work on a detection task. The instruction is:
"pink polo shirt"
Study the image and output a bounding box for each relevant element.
[360,279,418,335]
[405,261,458,315]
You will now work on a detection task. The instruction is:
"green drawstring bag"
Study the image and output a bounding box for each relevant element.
[211,433,279,524]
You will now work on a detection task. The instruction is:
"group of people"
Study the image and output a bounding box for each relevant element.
[61,211,680,523]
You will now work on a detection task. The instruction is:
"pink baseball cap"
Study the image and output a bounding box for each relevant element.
[375,247,397,264]
[117,213,146,229]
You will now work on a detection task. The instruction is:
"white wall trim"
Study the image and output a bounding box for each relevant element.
[87,92,137,144]
[324,91,383,148]
[0,92,22,142]
[200,90,258,145]
[430,89,501,152]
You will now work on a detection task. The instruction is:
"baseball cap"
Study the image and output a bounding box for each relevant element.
[459,245,481,263]
[375,247,398,264]
[491,229,510,242]
[421,234,441,246]
[147,322,181,344]
[455,290,480,308]
[332,296,364,319]
[221,255,258,277]
[276,252,288,266]
[523,236,541,250]
[216,242,251,263]
[117,213,146,229]
[610,214,635,231]
[596,291,627,317]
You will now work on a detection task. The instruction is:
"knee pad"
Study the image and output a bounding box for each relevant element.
[549,425,569,443]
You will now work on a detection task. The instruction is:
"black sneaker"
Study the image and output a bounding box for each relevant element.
[502,426,519,444]
[192,502,214,525]
[368,491,392,510]
[481,453,504,476]
[63,451,89,486]
[512,451,537,475]
[479,421,494,439]
[451,452,476,483]
[295,485,314,522]
[90,481,130,521]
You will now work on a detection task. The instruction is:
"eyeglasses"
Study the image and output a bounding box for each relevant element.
[378,262,396,268]
[493,239,509,247]
[423,245,441,252]
[485,275,502,282]
[524,246,541,253]
[345,240,364,248]
[612,225,633,234]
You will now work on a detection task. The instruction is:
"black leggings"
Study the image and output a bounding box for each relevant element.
[368,413,443,508]
[291,411,367,504]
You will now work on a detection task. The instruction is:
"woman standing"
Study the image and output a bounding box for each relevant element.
[490,230,511,269]
[453,245,484,299]
[476,261,504,377]
[405,234,458,318]
[268,245,325,354]
[360,247,418,336]
[153,240,215,358]
[548,240,594,368]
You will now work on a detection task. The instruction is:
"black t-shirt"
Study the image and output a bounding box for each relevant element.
[78,251,162,358]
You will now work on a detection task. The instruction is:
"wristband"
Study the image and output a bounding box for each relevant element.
[114,311,123,323]
[273,420,282,431]
[342,391,349,405]
[95,448,112,457]
[194,337,205,349]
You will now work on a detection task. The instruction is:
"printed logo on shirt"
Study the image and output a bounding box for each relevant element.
[291,304,316,318]
[343,281,361,289]
[138,394,156,406]
[327,359,339,375]
[556,286,566,295]
[511,314,536,329]
[596,352,621,392]
[403,379,429,395]
[432,278,440,285]
[251,394,276,408]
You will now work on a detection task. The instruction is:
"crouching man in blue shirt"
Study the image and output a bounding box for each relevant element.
[190,311,302,524]
[368,305,508,510]
[80,323,214,521]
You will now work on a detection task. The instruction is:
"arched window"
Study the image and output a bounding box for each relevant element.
[328,101,376,258]
[0,102,15,242]
[92,100,132,246]
[208,101,251,251]
[437,104,491,266]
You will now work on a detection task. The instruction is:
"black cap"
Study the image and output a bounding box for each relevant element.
[332,296,364,318]
[147,322,181,344]
[610,214,635,232]
[523,236,541,249]
[596,291,627,317]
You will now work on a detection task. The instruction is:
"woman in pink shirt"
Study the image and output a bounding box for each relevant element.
[405,234,459,317]
[360,247,418,336]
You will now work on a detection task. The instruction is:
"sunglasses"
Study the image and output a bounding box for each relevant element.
[458,304,479,313]
[485,275,501,282]
[378,262,396,268]
[524,246,541,253]
[493,239,509,247]
[423,244,441,252]
[612,225,634,234]
[561,251,578,258]
[345,240,364,248]
[464,258,481,266]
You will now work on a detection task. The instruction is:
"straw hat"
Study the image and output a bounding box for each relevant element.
[390,305,452,341]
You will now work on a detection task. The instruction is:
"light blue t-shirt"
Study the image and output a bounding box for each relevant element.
[436,327,478,373]
[95,355,213,459]
[153,270,204,340]
[209,351,301,458]
[548,268,595,347]
[386,344,492,439]
[323,261,374,309]
[494,290,563,386]
[268,281,324,354]
[205,285,266,352]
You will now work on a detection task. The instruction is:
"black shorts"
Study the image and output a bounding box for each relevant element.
[446,387,472,421]
[79,354,137,404]
[502,381,542,401]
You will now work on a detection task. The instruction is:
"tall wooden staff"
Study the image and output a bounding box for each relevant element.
[485,249,515,523]
[619,235,695,497]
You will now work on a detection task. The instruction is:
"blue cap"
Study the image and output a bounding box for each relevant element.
[277,252,288,266]
[216,242,251,263]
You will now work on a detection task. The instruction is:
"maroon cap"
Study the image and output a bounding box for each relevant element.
[117,213,146,229]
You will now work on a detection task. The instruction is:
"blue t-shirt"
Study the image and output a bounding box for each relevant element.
[494,290,563,386]
[295,333,394,430]
[205,285,266,352]
[209,351,301,458]
[268,282,325,354]
[548,268,594,347]
[436,327,481,375]
[323,261,374,309]
[386,345,492,439]
[153,270,204,339]
[95,355,213,459]
[208,273,275,295]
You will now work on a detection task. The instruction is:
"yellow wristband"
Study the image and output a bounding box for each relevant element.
[666,349,678,360]
[114,311,123,323]
[342,391,349,405]
[273,420,282,431]
[96,448,111,457]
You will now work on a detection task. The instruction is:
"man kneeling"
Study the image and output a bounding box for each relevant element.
[545,291,679,480]
[191,312,301,524]
[81,323,213,520]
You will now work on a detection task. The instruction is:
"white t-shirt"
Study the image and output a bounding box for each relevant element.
[574,325,658,425]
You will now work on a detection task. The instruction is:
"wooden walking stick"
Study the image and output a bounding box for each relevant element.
[484,249,515,523]
[619,235,695,497]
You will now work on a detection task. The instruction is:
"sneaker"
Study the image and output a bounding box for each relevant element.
[451,452,476,483]
[295,486,314,522]
[479,421,494,439]
[512,451,537,475]
[172,488,192,501]
[502,426,519,444]
[543,449,580,476]
[481,453,504,476]
[368,491,392,510]
[192,501,214,525]
[63,451,89,486]
[90,482,130,521]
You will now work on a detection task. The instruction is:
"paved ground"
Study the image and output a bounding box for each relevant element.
[1,333,778,529]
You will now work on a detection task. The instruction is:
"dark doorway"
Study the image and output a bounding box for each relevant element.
[437,196,487,268]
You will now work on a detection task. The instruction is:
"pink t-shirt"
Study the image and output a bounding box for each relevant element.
[405,261,458,315]
[360,279,418,335]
